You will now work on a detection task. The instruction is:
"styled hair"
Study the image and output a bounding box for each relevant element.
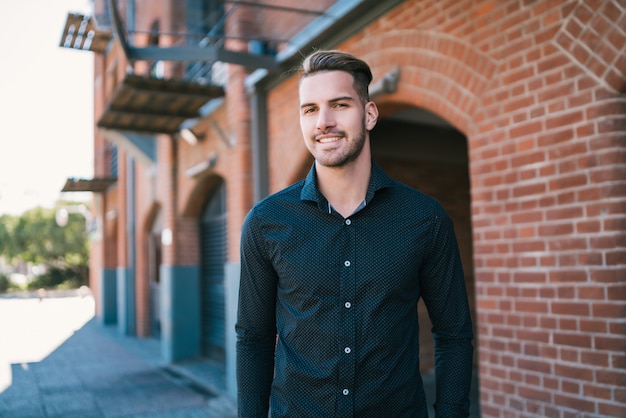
[300,50,373,104]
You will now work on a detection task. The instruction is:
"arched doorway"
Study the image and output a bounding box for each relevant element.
[371,106,479,415]
[199,180,228,362]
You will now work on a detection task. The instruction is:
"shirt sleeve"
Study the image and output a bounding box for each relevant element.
[236,209,278,418]
[420,202,474,417]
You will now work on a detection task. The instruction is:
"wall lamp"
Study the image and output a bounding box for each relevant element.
[178,117,233,148]
[180,127,204,145]
[179,118,204,145]
[369,67,401,99]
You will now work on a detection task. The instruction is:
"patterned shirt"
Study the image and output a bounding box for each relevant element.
[236,162,474,417]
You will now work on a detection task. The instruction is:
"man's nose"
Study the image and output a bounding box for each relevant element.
[316,108,336,131]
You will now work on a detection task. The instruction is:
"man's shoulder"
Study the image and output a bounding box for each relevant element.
[247,180,305,218]
[372,164,438,206]
[260,180,304,204]
[387,178,440,207]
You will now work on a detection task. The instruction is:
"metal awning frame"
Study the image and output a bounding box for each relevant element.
[106,0,305,70]
[61,177,118,193]
[96,73,225,135]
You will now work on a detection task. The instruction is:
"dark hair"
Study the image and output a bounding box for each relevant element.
[300,50,373,104]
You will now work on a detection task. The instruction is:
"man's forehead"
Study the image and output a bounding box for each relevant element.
[299,70,357,102]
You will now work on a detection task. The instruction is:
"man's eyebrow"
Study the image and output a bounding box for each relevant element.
[329,96,356,103]
[300,96,356,109]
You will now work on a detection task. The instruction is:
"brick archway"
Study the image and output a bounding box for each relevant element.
[353,29,497,135]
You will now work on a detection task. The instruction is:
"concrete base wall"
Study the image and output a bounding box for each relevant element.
[224,262,240,400]
[100,268,118,325]
[117,267,135,336]
[160,264,201,362]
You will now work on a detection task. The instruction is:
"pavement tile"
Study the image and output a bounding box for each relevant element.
[0,390,46,417]
[96,394,154,417]
[41,388,99,417]
[4,364,40,395]
[32,365,83,390]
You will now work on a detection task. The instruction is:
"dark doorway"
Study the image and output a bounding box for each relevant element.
[371,107,479,416]
[199,180,228,362]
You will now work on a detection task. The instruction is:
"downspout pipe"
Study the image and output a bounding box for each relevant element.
[248,84,269,203]
[127,156,136,336]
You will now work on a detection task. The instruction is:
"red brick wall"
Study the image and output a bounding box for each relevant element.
[262,1,626,416]
[223,62,254,262]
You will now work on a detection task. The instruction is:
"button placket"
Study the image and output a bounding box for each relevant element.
[337,211,356,415]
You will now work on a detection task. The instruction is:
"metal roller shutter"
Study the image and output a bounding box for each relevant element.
[200,182,227,361]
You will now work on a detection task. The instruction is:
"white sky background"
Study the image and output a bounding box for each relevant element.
[0,0,95,216]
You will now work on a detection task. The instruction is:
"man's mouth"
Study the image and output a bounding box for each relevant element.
[318,136,342,143]
[316,132,344,143]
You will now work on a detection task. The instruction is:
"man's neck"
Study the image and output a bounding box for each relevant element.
[316,157,371,218]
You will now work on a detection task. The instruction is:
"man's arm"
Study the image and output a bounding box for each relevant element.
[420,203,474,417]
[236,210,278,417]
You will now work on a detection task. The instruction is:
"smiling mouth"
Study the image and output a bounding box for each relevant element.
[315,131,345,143]
[318,136,342,143]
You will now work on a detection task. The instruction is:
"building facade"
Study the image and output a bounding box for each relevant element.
[61,0,625,416]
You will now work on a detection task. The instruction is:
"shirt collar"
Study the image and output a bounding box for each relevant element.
[300,161,394,210]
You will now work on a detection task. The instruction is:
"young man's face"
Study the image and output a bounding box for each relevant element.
[299,70,378,168]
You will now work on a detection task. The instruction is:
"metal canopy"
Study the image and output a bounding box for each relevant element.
[62,177,117,193]
[97,74,225,134]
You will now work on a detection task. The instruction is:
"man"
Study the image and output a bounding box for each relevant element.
[236,50,474,417]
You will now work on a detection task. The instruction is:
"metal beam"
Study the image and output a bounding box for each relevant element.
[225,1,326,16]
[127,45,278,70]
[107,0,133,60]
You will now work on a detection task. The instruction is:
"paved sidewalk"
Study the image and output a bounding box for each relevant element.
[0,294,237,417]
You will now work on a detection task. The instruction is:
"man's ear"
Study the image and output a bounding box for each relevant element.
[365,101,379,130]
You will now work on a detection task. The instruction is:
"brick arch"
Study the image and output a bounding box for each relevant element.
[555,0,626,93]
[141,201,162,234]
[349,29,498,135]
[181,173,225,219]
[176,173,225,266]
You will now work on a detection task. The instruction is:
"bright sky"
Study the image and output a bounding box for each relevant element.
[0,0,94,216]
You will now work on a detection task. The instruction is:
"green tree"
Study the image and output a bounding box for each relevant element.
[0,214,17,258]
[0,204,90,290]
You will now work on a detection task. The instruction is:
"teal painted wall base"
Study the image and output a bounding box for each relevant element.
[160,265,201,362]
[224,262,240,401]
[117,267,136,336]
[101,268,117,325]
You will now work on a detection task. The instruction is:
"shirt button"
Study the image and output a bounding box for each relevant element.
[344,347,351,354]
[344,260,351,267]
[345,219,351,225]
[344,302,351,308]
[342,389,350,396]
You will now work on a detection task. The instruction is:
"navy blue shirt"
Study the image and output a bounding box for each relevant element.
[236,162,473,417]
